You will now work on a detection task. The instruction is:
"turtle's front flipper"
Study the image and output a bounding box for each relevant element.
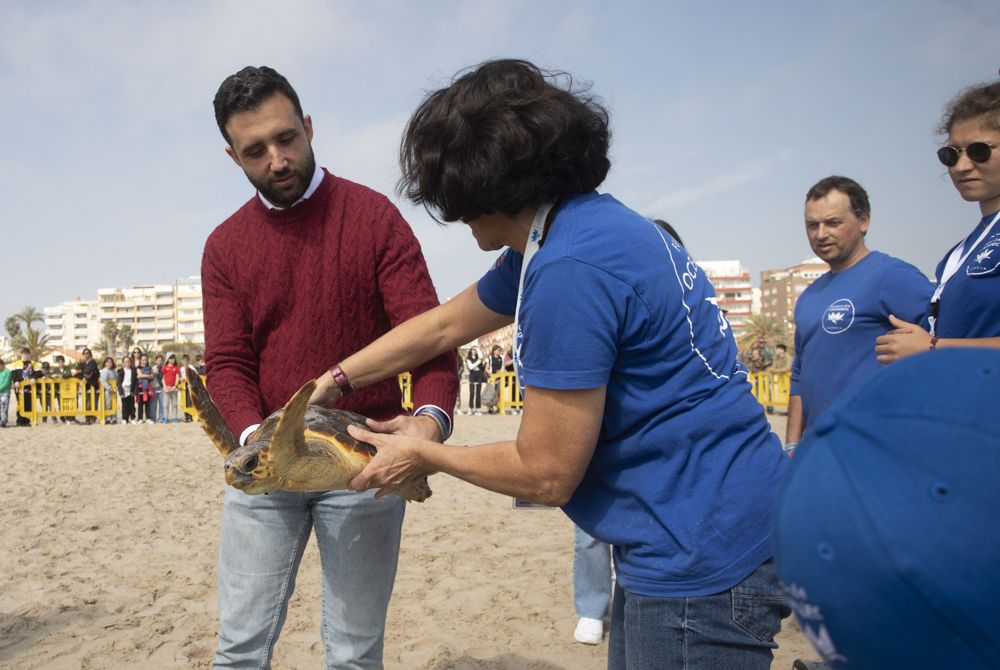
[265,379,316,477]
[186,368,240,457]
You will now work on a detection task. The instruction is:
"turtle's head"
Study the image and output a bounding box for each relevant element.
[224,442,281,494]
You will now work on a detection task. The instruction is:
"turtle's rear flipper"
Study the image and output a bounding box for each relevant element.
[186,368,240,457]
[266,379,316,476]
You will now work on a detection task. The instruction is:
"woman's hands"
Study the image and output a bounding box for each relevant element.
[308,369,342,407]
[875,315,932,364]
[348,423,434,499]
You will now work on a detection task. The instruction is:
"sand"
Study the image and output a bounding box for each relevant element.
[0,409,811,669]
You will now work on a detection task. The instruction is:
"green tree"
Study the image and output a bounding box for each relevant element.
[4,316,21,342]
[21,327,51,359]
[118,325,135,353]
[101,321,120,358]
[738,315,790,353]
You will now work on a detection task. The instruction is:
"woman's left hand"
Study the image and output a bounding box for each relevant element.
[347,424,433,498]
[874,314,932,364]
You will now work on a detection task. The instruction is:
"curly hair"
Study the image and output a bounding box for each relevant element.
[937,80,1000,135]
[805,175,870,219]
[398,59,611,222]
[213,66,304,146]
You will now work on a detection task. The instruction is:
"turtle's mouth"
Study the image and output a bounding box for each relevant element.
[224,452,261,487]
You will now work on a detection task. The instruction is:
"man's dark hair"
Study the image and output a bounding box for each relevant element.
[398,59,611,222]
[937,80,1000,135]
[806,176,870,219]
[776,343,787,352]
[214,66,304,146]
[20,347,29,355]
[653,219,684,247]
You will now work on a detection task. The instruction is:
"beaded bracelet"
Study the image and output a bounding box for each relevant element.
[782,442,799,455]
[329,364,354,397]
[413,404,453,441]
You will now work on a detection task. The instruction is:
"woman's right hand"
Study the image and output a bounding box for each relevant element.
[308,370,342,408]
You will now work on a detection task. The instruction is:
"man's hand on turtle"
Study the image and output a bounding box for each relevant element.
[307,371,342,408]
[365,414,443,442]
[347,424,431,499]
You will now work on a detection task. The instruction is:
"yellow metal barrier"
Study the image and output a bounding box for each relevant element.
[489,371,523,413]
[178,376,201,422]
[15,378,119,426]
[749,371,790,410]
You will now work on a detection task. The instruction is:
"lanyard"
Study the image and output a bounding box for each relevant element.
[512,202,555,388]
[929,210,1000,335]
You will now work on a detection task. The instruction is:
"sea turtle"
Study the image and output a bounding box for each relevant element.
[187,370,431,501]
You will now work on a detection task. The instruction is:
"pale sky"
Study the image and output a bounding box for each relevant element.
[2,0,998,323]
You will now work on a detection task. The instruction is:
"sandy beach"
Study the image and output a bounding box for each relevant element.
[0,409,811,669]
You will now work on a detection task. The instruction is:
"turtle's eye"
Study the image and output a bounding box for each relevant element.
[243,454,260,472]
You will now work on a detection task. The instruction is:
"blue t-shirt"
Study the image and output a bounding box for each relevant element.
[932,212,1000,339]
[476,192,786,598]
[791,251,932,430]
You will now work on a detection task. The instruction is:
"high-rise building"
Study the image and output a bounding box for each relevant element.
[44,277,204,353]
[759,257,829,332]
[43,299,101,352]
[698,260,754,338]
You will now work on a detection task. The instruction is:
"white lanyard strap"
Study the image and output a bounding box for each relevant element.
[929,210,1000,335]
[512,202,555,388]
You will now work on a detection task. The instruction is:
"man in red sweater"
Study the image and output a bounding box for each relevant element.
[203,66,458,670]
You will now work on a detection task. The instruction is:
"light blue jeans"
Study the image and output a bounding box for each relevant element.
[213,487,405,670]
[574,525,613,620]
[0,390,9,426]
[607,558,790,670]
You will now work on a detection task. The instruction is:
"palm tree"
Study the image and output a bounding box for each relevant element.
[738,315,789,352]
[118,325,134,353]
[4,315,21,342]
[21,327,51,359]
[15,306,44,331]
[102,321,120,358]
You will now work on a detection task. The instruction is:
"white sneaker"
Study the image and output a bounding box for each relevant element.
[474,411,482,415]
[574,617,603,645]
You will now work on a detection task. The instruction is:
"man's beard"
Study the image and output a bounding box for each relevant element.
[250,146,317,208]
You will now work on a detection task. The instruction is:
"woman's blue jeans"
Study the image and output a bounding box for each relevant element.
[608,558,790,670]
[574,525,613,619]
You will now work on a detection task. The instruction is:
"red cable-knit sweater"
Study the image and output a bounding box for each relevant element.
[201,169,458,437]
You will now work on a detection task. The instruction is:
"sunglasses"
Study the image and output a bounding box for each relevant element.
[937,142,998,167]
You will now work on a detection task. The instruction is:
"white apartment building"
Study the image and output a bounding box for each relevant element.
[698,259,754,338]
[44,277,204,354]
[43,299,101,353]
[97,277,205,351]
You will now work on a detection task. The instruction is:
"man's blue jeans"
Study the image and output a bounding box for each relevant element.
[0,391,8,426]
[574,525,613,619]
[213,487,405,670]
[608,558,790,670]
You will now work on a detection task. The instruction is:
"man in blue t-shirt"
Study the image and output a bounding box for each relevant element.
[787,176,932,450]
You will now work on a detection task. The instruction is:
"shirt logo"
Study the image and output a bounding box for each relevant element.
[822,299,855,334]
[967,232,1000,276]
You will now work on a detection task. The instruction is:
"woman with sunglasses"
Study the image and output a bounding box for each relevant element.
[308,59,788,669]
[876,80,1000,363]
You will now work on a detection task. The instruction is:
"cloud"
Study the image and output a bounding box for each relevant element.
[641,149,793,212]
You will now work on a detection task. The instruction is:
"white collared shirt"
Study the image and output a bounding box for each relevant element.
[258,163,324,210]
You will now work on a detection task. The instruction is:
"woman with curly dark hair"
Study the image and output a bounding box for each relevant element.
[877,79,1000,363]
[309,59,788,668]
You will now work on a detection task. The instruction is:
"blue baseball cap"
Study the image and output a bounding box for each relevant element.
[773,349,1000,669]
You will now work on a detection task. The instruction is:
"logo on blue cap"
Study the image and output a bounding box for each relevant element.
[822,298,855,334]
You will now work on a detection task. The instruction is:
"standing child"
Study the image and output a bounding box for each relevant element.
[99,357,117,424]
[161,353,180,423]
[118,356,137,424]
[136,355,153,423]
